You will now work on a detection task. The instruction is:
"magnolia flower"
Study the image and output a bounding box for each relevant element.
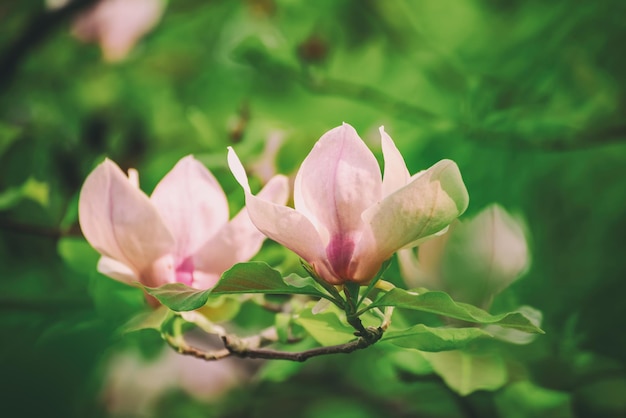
[78,156,288,291]
[71,0,166,62]
[228,123,469,285]
[398,204,530,309]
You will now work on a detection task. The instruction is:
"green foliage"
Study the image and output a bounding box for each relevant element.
[370,288,543,333]
[121,305,172,334]
[422,349,508,396]
[144,282,212,312]
[296,304,356,346]
[213,261,332,301]
[383,324,491,352]
[0,177,49,210]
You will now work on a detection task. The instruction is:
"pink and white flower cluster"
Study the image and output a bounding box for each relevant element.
[79,123,469,294]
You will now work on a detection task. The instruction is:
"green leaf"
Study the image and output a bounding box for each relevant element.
[283,273,328,295]
[212,262,331,300]
[192,295,241,323]
[423,350,508,395]
[120,306,172,334]
[295,302,382,346]
[370,289,544,333]
[383,324,491,352]
[296,305,355,346]
[143,283,211,312]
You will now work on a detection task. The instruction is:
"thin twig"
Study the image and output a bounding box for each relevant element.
[163,333,232,361]
[165,323,383,363]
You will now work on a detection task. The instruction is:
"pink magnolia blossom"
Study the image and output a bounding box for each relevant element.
[72,0,165,62]
[228,123,469,285]
[78,156,288,291]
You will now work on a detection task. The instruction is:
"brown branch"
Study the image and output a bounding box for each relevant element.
[221,326,383,362]
[163,333,232,361]
[165,323,384,363]
[0,219,83,240]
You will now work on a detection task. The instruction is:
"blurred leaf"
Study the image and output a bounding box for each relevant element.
[383,324,491,352]
[0,121,21,157]
[212,262,330,300]
[495,381,574,418]
[90,275,145,322]
[371,289,544,333]
[275,312,291,343]
[423,350,508,395]
[255,340,315,383]
[144,283,211,312]
[573,377,626,418]
[57,237,99,275]
[388,348,434,375]
[0,177,49,210]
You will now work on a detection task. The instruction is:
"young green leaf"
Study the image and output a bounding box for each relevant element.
[212,262,332,300]
[370,289,544,333]
[296,306,355,346]
[383,324,491,352]
[120,306,172,334]
[143,283,211,312]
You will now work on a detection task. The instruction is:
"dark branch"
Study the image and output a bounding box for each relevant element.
[221,327,383,362]
[0,219,82,239]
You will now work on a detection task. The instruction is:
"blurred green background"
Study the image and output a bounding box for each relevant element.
[1,0,625,417]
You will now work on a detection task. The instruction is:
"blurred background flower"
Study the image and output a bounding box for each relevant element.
[399,204,530,310]
[48,0,166,62]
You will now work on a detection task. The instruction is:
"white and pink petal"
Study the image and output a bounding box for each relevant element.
[380,126,410,197]
[78,159,176,276]
[150,156,229,260]
[193,174,289,284]
[362,159,469,259]
[228,148,327,268]
[293,123,382,244]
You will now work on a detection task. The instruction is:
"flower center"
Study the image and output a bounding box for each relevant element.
[326,234,355,280]
[175,256,195,286]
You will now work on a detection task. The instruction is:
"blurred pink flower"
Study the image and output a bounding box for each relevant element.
[399,204,530,309]
[228,123,469,285]
[72,0,166,62]
[78,156,289,291]
[102,345,249,416]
